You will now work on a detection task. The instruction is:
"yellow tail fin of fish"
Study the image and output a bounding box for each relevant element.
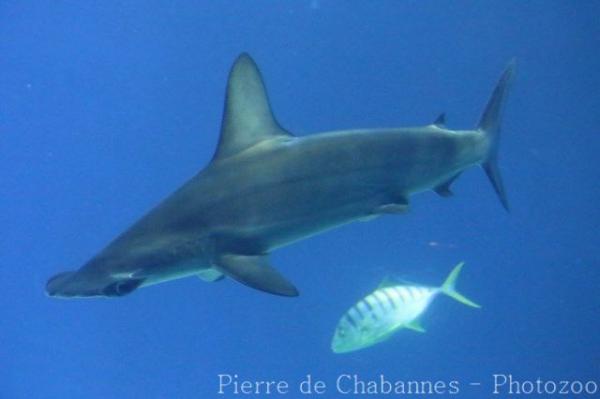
[441,262,481,308]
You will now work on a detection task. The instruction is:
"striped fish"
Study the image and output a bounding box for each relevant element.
[331,262,480,354]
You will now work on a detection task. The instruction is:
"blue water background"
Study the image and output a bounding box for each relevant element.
[1,2,598,397]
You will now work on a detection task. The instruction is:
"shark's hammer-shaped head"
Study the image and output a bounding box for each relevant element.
[46,260,144,298]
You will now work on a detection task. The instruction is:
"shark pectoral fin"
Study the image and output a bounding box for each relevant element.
[197,268,224,282]
[215,254,299,297]
[405,320,426,333]
[434,173,461,197]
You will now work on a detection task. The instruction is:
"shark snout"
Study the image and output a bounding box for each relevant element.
[45,271,78,297]
[46,269,145,298]
[45,269,109,298]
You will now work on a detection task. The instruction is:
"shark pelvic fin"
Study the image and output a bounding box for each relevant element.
[215,253,299,297]
[213,53,294,162]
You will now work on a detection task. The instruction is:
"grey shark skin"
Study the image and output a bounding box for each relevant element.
[46,54,515,299]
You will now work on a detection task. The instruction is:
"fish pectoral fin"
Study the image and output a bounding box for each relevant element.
[197,268,225,282]
[214,253,299,297]
[405,320,426,333]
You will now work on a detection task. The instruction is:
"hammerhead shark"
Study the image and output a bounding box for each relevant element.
[46,53,515,298]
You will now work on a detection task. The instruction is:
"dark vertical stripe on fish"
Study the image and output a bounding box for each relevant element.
[396,286,410,302]
[363,297,374,312]
[374,291,389,311]
[383,289,397,309]
[344,313,358,328]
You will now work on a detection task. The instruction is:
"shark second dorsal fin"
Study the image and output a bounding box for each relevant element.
[213,53,293,162]
[433,113,446,127]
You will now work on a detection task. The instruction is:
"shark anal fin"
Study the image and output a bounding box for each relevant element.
[215,254,299,297]
[434,173,461,197]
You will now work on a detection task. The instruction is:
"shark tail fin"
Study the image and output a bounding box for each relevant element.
[477,59,516,212]
[440,262,481,308]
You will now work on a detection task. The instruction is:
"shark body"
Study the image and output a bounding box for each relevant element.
[47,54,514,298]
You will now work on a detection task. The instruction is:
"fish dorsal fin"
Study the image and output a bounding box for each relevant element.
[213,53,293,162]
[377,276,399,290]
[377,276,417,290]
[433,113,446,127]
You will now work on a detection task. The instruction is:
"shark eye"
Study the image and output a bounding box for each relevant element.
[102,278,145,296]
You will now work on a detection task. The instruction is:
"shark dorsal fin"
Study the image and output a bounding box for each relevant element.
[213,53,293,162]
[433,113,446,127]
